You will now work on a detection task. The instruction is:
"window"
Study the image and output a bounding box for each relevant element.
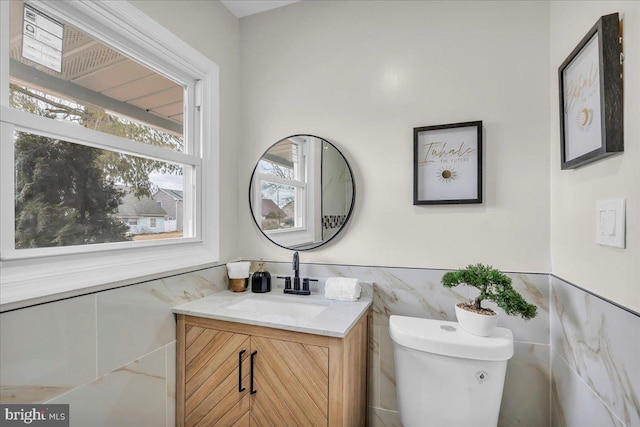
[251,136,320,247]
[258,139,304,230]
[1,1,219,309]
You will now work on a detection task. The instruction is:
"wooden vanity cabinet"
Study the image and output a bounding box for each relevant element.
[176,313,368,427]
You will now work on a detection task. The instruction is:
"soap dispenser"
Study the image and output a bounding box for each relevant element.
[251,261,271,293]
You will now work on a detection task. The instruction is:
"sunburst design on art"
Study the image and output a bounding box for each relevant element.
[575,106,592,129]
[437,167,457,183]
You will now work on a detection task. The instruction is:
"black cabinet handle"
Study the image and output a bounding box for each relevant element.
[238,349,246,392]
[250,350,258,394]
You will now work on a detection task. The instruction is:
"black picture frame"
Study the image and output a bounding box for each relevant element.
[413,121,482,205]
[558,12,623,170]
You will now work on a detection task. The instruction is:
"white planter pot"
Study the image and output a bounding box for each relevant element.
[455,304,499,336]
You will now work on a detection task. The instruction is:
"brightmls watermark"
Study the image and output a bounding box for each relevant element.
[0,405,68,426]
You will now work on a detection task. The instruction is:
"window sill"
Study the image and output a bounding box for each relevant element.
[266,227,317,248]
[0,244,219,312]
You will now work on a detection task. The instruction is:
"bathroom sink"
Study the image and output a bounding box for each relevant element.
[226,296,328,320]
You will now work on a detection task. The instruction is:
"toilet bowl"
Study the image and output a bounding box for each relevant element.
[389,315,514,427]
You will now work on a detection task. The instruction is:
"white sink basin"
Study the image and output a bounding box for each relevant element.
[226,296,328,320]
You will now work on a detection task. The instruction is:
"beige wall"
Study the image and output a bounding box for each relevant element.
[238,1,551,272]
[127,0,640,311]
[550,1,640,312]
[132,0,241,263]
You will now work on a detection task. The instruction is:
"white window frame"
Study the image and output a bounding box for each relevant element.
[252,138,320,248]
[0,1,220,311]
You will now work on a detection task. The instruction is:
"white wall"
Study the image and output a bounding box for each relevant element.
[239,1,551,272]
[132,0,241,262]
[550,1,640,312]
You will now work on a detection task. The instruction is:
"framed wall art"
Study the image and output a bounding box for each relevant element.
[413,121,482,205]
[558,12,623,170]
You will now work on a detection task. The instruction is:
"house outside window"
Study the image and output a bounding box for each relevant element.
[0,1,220,308]
[153,188,184,232]
[117,187,168,236]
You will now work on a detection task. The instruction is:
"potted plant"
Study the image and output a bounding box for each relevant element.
[441,263,537,336]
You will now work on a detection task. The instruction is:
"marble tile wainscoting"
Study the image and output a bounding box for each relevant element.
[0,265,229,427]
[258,262,551,427]
[2,260,637,427]
[550,276,640,427]
[261,262,640,427]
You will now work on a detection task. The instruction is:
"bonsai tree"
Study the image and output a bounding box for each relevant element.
[441,263,537,320]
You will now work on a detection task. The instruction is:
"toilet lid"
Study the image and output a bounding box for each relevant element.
[389,315,514,361]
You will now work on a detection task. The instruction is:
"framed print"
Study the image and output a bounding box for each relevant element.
[413,121,482,205]
[558,12,623,170]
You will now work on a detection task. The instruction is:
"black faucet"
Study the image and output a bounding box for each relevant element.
[292,251,300,290]
[277,251,316,295]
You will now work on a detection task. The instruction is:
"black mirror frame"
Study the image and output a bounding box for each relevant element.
[248,134,356,251]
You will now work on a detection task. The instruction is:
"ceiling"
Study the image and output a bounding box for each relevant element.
[220,0,300,18]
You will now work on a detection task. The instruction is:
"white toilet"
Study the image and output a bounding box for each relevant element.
[389,315,514,427]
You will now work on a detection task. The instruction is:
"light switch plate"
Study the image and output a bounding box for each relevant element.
[596,199,625,248]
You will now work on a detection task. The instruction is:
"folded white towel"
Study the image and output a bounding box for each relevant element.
[324,277,360,301]
[226,262,251,279]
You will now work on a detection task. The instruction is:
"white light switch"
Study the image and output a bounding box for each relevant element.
[596,199,625,248]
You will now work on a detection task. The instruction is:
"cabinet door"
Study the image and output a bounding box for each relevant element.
[183,325,251,427]
[250,336,329,427]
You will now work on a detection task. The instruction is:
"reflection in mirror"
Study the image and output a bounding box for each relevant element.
[249,135,355,250]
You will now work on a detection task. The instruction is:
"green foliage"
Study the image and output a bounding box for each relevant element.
[441,263,538,320]
[10,84,182,198]
[10,84,182,247]
[15,133,130,248]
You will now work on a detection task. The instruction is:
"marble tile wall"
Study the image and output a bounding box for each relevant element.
[259,261,551,427]
[550,275,640,427]
[0,265,228,427]
[3,261,636,427]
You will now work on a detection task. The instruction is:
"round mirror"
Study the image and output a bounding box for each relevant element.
[249,135,355,250]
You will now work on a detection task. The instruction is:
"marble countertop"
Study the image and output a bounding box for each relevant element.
[172,287,372,338]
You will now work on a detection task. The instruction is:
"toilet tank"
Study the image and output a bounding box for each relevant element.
[389,315,514,427]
